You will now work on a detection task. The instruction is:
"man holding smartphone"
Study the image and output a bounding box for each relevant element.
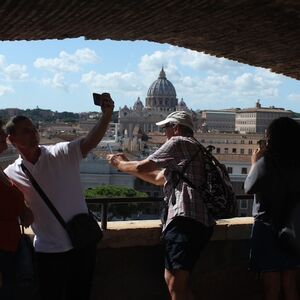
[4,93,114,300]
[107,111,214,300]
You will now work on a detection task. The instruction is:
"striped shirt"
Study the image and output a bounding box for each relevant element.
[148,136,215,230]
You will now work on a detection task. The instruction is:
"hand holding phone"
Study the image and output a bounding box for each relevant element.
[93,93,103,106]
[257,139,267,151]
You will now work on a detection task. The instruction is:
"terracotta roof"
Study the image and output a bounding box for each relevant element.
[0,1,300,80]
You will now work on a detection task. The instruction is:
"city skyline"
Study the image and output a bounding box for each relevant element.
[1,38,300,113]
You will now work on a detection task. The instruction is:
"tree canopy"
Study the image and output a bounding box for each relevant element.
[85,185,147,198]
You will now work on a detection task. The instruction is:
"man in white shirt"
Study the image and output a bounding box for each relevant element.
[4,93,114,300]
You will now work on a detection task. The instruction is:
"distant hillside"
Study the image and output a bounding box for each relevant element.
[0,108,119,123]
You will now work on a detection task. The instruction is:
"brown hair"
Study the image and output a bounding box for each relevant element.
[5,116,31,135]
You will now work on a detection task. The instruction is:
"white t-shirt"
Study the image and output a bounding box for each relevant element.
[5,139,88,253]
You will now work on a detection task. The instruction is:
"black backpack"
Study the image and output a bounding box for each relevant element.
[173,141,237,220]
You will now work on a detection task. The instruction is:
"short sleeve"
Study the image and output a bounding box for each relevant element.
[51,139,83,164]
[148,138,177,169]
[244,157,266,194]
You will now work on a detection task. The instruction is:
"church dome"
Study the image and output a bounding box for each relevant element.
[147,68,176,98]
[133,97,144,111]
[145,68,178,110]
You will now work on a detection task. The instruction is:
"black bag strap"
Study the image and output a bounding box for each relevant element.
[20,163,68,230]
[173,138,221,191]
[172,145,202,190]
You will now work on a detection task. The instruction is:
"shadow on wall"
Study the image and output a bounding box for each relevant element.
[91,239,283,300]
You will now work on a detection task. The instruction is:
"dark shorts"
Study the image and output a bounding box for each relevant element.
[162,216,213,272]
[249,220,300,272]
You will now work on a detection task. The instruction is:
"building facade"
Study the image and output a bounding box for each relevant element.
[200,110,236,132]
[235,100,293,133]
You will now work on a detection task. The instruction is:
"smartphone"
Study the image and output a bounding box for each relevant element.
[93,93,103,106]
[107,143,113,154]
[257,139,267,151]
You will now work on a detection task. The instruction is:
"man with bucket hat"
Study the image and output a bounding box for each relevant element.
[107,111,215,300]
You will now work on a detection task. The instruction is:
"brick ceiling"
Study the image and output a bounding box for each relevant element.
[1,0,300,80]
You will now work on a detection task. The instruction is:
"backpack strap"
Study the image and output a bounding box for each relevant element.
[172,140,202,192]
[172,138,220,192]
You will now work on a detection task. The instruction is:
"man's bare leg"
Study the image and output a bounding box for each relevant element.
[164,269,194,300]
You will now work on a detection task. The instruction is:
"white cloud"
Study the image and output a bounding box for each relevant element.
[81,71,142,92]
[34,48,100,73]
[73,48,99,64]
[179,49,242,72]
[0,54,28,81]
[80,71,146,107]
[42,73,68,90]
[4,64,28,80]
[233,72,281,97]
[0,85,14,96]
[138,47,244,81]
[138,48,181,83]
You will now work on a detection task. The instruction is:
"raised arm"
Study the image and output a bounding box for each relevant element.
[107,153,166,186]
[80,93,114,157]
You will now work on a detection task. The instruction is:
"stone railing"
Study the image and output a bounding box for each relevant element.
[24,217,300,300]
[89,217,299,300]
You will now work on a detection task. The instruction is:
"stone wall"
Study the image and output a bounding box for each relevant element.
[24,218,300,299]
[0,1,300,80]
[91,218,300,300]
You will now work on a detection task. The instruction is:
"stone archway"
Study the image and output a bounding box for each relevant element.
[0,1,300,80]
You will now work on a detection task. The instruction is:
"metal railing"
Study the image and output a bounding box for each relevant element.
[86,194,254,230]
[86,196,163,230]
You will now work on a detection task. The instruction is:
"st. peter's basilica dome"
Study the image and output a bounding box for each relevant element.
[145,68,178,110]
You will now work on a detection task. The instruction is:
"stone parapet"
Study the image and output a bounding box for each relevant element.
[24,217,254,248]
[23,218,300,300]
[99,217,253,248]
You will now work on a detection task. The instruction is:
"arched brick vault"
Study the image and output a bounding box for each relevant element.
[1,0,300,80]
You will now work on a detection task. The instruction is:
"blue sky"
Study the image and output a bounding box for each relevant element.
[1,38,300,113]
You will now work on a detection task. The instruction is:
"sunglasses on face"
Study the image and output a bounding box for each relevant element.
[162,123,176,129]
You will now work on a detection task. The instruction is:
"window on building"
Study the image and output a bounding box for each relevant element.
[241,167,247,174]
[216,148,220,154]
[227,167,233,174]
[240,148,245,154]
[224,148,228,154]
[240,199,248,209]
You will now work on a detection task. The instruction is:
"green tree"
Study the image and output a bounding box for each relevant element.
[85,185,147,220]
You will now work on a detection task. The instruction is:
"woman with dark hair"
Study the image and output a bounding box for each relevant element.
[0,121,33,299]
[245,117,300,300]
